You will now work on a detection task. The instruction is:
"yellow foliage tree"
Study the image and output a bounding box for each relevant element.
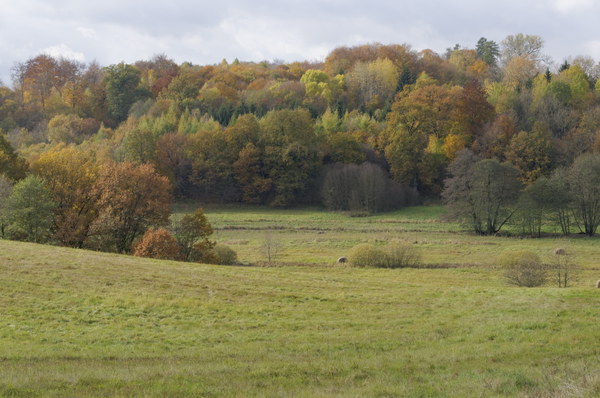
[31,145,99,247]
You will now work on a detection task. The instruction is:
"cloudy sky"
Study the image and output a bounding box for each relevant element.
[2,0,600,84]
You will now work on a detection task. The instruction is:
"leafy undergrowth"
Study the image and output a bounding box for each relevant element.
[1,239,600,397]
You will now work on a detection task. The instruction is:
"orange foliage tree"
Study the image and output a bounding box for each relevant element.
[133,227,180,260]
[93,161,172,253]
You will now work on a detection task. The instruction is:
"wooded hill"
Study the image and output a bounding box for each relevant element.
[2,33,600,249]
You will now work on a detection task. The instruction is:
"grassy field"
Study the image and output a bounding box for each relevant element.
[175,204,600,272]
[1,205,600,396]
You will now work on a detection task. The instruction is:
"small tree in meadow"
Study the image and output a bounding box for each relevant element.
[261,232,281,265]
[552,249,577,288]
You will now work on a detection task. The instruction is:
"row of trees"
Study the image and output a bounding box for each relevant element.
[0,145,221,260]
[443,151,600,236]
[0,156,170,251]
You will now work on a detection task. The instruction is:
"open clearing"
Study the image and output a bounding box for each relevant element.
[1,206,600,396]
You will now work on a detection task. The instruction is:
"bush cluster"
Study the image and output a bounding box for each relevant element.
[211,244,239,265]
[132,208,238,264]
[348,242,421,268]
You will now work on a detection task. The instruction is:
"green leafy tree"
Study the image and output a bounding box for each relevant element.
[4,175,56,242]
[0,176,13,237]
[172,208,214,261]
[119,126,159,165]
[0,132,28,181]
[476,37,500,66]
[260,109,321,206]
[233,143,272,204]
[104,63,149,123]
[189,129,237,201]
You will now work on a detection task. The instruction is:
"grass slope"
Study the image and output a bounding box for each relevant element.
[1,238,600,397]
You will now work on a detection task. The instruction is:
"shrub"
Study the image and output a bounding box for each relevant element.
[212,244,238,265]
[133,227,180,260]
[189,240,217,264]
[384,242,422,268]
[500,251,547,287]
[348,242,421,268]
[348,243,387,267]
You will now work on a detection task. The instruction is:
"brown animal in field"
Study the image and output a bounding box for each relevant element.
[337,256,347,264]
[596,280,600,288]
[554,248,566,256]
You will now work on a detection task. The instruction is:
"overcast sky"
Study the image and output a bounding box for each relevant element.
[2,0,600,84]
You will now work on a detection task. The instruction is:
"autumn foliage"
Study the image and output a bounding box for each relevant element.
[92,161,172,253]
[3,33,600,254]
[133,227,180,260]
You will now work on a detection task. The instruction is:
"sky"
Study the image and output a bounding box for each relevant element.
[2,0,600,85]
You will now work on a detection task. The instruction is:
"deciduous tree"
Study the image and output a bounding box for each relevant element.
[0,132,28,181]
[505,123,556,183]
[104,63,149,123]
[567,153,600,236]
[92,161,171,253]
[443,151,522,235]
[133,227,180,260]
[31,145,99,247]
[4,175,56,243]
[172,208,214,261]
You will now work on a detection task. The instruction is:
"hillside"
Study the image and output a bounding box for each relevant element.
[1,239,600,397]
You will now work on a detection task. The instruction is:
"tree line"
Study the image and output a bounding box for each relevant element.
[2,33,600,252]
[443,150,600,236]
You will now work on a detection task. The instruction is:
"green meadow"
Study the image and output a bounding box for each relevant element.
[192,204,600,270]
[1,205,600,397]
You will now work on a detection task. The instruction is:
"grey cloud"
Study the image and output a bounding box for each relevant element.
[3,0,600,84]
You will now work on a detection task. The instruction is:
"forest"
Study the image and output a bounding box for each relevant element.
[2,33,600,256]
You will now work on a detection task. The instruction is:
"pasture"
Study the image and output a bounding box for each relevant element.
[1,205,600,397]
